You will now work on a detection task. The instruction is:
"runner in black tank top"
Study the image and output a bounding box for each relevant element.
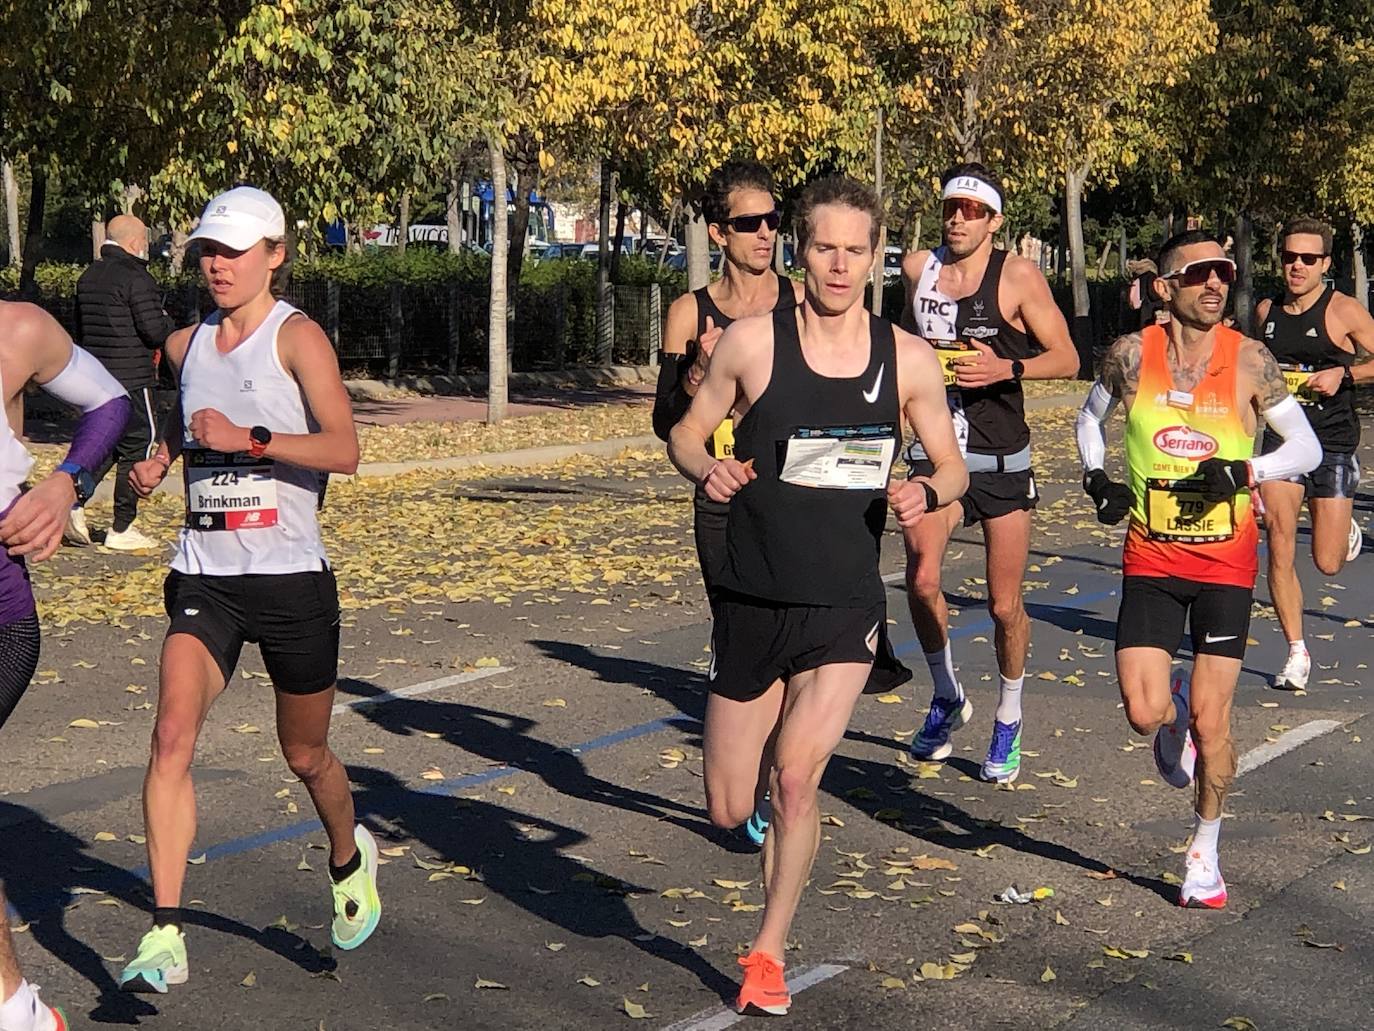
[666,176,967,1018]
[1255,218,1374,692]
[899,162,1079,786]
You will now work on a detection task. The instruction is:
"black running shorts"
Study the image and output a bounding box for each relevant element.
[1114,574,1252,660]
[907,459,1037,526]
[164,568,341,694]
[709,590,888,702]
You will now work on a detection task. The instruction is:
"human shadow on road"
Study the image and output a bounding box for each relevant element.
[339,681,714,843]
[0,801,334,1026]
[348,765,737,999]
[1024,601,1119,642]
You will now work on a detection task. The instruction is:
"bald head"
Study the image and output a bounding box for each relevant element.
[106,215,148,257]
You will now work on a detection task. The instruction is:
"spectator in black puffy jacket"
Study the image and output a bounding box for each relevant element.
[66,215,175,550]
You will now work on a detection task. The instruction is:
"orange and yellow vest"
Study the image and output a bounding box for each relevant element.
[1123,325,1258,589]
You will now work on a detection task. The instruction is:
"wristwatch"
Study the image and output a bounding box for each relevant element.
[55,461,97,504]
[248,425,272,459]
[1010,359,1026,381]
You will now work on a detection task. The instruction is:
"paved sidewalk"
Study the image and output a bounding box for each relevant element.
[350,383,654,427]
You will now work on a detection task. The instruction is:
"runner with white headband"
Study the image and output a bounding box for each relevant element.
[899,162,1080,783]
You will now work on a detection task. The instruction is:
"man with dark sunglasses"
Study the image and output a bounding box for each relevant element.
[1076,230,1319,909]
[900,162,1079,784]
[1254,217,1374,691]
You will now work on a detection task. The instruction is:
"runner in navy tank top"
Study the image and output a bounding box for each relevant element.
[1254,217,1374,691]
[899,162,1079,785]
[668,176,966,1018]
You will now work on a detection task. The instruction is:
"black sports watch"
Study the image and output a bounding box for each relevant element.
[56,461,97,504]
[248,425,272,459]
[1010,359,1026,380]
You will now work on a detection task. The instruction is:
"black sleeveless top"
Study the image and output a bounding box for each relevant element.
[720,308,900,607]
[951,249,1038,455]
[1260,287,1358,452]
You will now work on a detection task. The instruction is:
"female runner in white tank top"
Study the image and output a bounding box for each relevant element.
[118,187,380,995]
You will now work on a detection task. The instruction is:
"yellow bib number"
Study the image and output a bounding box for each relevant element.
[710,418,735,459]
[1281,368,1316,406]
[935,344,973,388]
[1144,478,1236,543]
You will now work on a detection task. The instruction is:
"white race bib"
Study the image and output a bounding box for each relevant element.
[779,424,896,490]
[185,450,279,531]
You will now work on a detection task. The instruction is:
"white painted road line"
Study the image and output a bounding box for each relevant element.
[659,963,848,1031]
[1237,718,1344,776]
[332,667,513,715]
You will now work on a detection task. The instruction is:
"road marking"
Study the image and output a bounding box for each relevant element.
[1237,719,1344,776]
[659,963,848,1031]
[332,666,512,714]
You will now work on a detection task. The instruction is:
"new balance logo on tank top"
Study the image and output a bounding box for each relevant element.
[907,247,1038,462]
[1260,287,1358,453]
[720,309,899,607]
[1123,325,1258,589]
[173,300,328,576]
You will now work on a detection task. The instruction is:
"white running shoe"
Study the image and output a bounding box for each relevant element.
[1153,669,1196,789]
[103,524,160,551]
[1274,649,1310,692]
[1178,850,1227,909]
[1348,517,1363,563]
[63,507,91,547]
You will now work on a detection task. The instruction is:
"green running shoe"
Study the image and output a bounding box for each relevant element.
[119,924,188,993]
[331,824,382,951]
[981,719,1022,784]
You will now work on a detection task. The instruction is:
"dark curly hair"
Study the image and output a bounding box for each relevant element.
[701,161,776,226]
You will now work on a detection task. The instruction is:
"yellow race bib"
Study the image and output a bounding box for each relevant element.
[1144,478,1237,543]
[1280,366,1316,406]
[710,418,735,459]
[934,343,974,388]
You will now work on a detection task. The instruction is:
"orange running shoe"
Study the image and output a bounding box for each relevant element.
[736,950,790,1016]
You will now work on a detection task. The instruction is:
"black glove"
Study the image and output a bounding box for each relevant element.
[1083,469,1132,525]
[1194,458,1251,503]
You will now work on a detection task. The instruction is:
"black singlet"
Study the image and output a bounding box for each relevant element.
[720,308,900,607]
[1260,287,1358,453]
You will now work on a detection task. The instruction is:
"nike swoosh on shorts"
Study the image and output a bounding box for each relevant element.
[1203,633,1236,643]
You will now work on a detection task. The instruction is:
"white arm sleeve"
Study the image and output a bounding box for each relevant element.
[1249,395,1322,483]
[1075,382,1117,473]
[40,344,127,413]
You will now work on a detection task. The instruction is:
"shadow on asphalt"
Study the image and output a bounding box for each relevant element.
[0,801,334,1026]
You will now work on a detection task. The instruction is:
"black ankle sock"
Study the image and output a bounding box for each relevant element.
[329,850,361,883]
[153,906,181,929]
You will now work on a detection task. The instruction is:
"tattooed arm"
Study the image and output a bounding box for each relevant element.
[1098,332,1144,405]
[1240,336,1293,413]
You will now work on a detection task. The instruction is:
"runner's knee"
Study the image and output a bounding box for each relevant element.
[1121,693,1169,736]
[771,761,821,823]
[149,716,198,775]
[987,592,1024,629]
[1314,551,1345,577]
[283,742,334,784]
[908,562,942,607]
[1189,710,1232,754]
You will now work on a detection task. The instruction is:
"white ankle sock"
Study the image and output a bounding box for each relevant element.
[0,980,53,1031]
[995,675,1023,724]
[924,643,962,702]
[1190,813,1221,859]
[1289,639,1307,656]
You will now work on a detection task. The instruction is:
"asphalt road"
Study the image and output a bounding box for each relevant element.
[4,412,1374,1031]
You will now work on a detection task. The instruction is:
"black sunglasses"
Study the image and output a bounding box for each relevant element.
[1164,258,1236,287]
[723,210,781,234]
[1281,249,1327,267]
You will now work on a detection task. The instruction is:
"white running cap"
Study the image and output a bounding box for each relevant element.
[188,186,286,250]
[941,175,1003,215]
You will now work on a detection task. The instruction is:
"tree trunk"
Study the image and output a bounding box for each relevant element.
[1118,225,1128,279]
[1096,239,1113,277]
[121,184,142,216]
[1233,210,1254,331]
[169,228,189,274]
[594,161,614,363]
[1065,163,1092,374]
[486,136,509,423]
[908,214,922,253]
[397,190,411,256]
[610,198,628,283]
[91,216,106,260]
[870,106,885,317]
[506,160,537,289]
[1353,222,1368,311]
[19,163,47,298]
[3,160,21,267]
[446,176,463,254]
[656,200,679,275]
[686,206,710,291]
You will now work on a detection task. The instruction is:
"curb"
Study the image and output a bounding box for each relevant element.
[345,366,658,400]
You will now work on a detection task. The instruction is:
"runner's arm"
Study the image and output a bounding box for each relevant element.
[1074,382,1117,474]
[1008,257,1079,379]
[667,323,746,488]
[898,251,926,335]
[264,316,360,474]
[895,330,967,508]
[1334,294,1374,384]
[1252,298,1272,340]
[1242,340,1320,483]
[652,293,698,440]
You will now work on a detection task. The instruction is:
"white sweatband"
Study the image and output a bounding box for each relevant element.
[1249,395,1322,483]
[942,175,1003,214]
[1075,382,1117,473]
[42,344,128,413]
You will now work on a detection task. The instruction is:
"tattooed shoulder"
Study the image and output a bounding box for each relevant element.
[1242,337,1289,410]
[1100,332,1143,397]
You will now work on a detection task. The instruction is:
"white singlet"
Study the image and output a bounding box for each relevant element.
[908,248,970,459]
[0,363,35,512]
[172,300,328,576]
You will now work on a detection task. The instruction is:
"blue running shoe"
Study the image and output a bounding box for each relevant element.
[741,794,771,848]
[981,719,1022,783]
[910,695,973,761]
